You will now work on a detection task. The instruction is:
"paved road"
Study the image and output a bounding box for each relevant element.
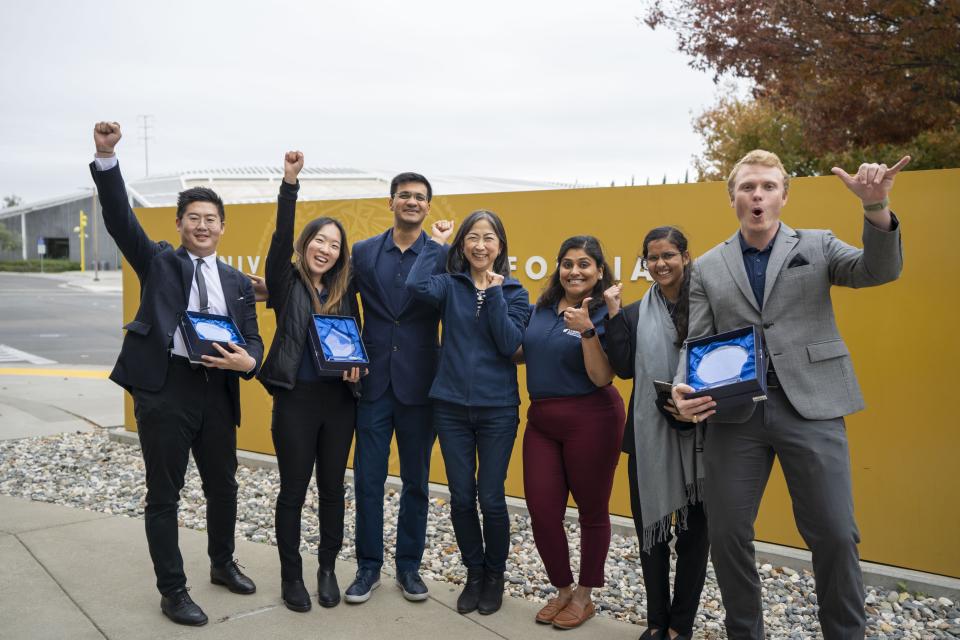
[0,272,121,366]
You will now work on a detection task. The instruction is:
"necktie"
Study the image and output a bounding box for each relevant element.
[195,258,209,312]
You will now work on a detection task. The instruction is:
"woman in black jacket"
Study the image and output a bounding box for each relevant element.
[258,151,362,613]
[602,226,708,640]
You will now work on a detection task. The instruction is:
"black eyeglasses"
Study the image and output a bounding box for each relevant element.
[641,251,681,270]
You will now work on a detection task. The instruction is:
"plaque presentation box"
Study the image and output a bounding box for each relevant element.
[308,314,369,376]
[179,311,247,364]
[684,325,767,413]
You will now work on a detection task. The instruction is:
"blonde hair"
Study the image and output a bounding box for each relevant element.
[726,149,789,199]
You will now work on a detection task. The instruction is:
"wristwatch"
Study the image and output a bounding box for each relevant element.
[580,327,597,340]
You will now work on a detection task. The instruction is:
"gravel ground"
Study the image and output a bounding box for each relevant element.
[1,429,957,639]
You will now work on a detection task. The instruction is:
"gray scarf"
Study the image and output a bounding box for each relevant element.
[632,284,705,552]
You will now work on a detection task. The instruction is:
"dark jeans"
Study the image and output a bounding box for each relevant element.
[434,401,519,573]
[704,385,865,640]
[133,359,238,596]
[354,385,435,573]
[523,386,624,588]
[271,380,356,581]
[628,453,709,635]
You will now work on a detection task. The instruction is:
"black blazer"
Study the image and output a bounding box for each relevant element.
[90,161,263,427]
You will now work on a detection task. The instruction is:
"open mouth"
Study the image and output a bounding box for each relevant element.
[751,207,764,217]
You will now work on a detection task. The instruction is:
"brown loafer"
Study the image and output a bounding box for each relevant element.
[535,596,571,624]
[552,599,596,629]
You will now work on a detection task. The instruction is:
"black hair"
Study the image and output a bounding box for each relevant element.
[642,226,691,345]
[390,172,433,202]
[294,216,351,315]
[176,186,225,221]
[446,209,511,277]
[536,235,612,315]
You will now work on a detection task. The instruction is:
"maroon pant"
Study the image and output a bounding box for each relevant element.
[522,385,625,587]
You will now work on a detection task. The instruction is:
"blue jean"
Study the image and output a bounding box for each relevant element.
[434,401,519,573]
[353,385,435,573]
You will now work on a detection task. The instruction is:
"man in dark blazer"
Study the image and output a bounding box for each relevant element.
[90,122,264,627]
[673,150,908,640]
[345,173,448,604]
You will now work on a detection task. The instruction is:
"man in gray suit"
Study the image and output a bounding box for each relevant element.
[672,149,909,639]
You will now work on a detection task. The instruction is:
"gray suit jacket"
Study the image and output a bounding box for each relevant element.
[678,218,902,422]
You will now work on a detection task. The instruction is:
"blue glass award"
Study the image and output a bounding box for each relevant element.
[684,325,767,412]
[178,310,247,364]
[307,314,369,375]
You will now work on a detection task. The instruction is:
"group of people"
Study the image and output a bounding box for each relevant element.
[91,120,906,640]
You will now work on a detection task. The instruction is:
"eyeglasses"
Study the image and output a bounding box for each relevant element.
[641,251,681,270]
[394,192,428,202]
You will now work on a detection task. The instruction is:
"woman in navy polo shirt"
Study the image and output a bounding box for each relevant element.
[519,235,625,630]
[406,210,530,617]
[603,226,707,640]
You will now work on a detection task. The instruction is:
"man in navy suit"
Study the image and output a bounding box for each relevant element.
[345,173,448,603]
[90,122,264,627]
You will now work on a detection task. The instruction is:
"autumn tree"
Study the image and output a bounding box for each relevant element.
[646,0,960,175]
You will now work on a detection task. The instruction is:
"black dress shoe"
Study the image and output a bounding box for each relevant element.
[477,570,505,615]
[317,567,341,608]
[638,628,667,640]
[160,588,208,626]
[210,559,256,594]
[456,567,484,614]
[281,580,312,612]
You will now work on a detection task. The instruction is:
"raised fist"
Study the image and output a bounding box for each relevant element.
[93,122,121,155]
[431,220,455,244]
[284,151,304,184]
[485,271,504,288]
[603,283,623,317]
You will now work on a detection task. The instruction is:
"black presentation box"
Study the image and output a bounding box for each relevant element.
[684,325,767,413]
[307,314,370,376]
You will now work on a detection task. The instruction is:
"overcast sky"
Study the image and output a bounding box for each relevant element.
[0,0,733,203]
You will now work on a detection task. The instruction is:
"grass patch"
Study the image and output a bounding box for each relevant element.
[0,259,81,272]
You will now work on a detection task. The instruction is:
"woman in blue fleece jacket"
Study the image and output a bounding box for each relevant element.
[406,210,530,617]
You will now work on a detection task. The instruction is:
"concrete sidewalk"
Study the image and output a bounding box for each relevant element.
[0,495,641,640]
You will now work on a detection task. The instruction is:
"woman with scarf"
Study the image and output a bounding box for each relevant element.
[603,226,708,640]
[257,151,363,613]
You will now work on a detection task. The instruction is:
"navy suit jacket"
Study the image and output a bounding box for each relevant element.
[90,161,263,427]
[351,229,447,404]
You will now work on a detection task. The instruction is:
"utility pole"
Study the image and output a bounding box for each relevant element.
[138,114,154,177]
[91,189,100,281]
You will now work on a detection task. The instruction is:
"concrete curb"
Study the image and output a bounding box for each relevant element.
[108,427,960,600]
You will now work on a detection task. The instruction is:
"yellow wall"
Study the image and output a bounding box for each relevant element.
[124,169,960,577]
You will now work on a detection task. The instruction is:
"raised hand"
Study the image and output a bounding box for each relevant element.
[430,220,455,244]
[831,156,911,206]
[603,282,623,317]
[284,151,304,184]
[485,270,504,288]
[563,297,594,333]
[93,121,122,155]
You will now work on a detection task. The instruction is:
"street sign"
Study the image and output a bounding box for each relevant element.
[37,237,46,256]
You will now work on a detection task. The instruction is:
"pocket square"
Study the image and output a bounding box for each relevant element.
[787,254,810,268]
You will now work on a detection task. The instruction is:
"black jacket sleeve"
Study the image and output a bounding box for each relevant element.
[604,301,640,380]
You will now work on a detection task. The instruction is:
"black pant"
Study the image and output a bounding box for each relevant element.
[628,453,709,635]
[271,380,356,581]
[133,358,238,596]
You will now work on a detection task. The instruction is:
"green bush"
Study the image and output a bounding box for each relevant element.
[0,259,82,272]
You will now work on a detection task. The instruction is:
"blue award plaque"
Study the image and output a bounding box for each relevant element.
[178,311,247,364]
[684,325,767,413]
[307,314,369,375]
